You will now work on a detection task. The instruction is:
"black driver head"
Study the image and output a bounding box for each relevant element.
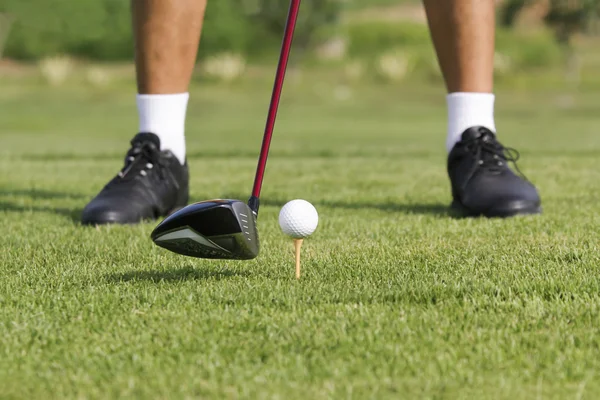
[150,199,259,260]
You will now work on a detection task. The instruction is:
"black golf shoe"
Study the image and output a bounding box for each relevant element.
[447,126,541,218]
[81,133,189,225]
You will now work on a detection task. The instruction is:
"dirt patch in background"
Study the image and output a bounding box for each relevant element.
[344,1,548,26]
[344,4,427,24]
[0,59,35,77]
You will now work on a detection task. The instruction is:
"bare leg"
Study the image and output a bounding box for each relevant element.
[130,0,207,165]
[423,0,496,152]
[81,1,208,225]
[423,0,494,93]
[132,0,207,94]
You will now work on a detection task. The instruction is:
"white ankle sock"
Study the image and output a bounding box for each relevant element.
[446,92,496,153]
[137,93,189,165]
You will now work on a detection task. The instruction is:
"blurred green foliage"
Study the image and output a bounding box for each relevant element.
[495,27,563,68]
[0,0,343,61]
[346,20,562,70]
[346,21,431,56]
[0,0,133,60]
[500,0,600,44]
[0,0,588,79]
[246,0,341,52]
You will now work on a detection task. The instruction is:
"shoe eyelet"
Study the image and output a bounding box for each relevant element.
[478,160,484,165]
[498,161,503,166]
[127,156,135,162]
[146,163,153,169]
[140,170,147,176]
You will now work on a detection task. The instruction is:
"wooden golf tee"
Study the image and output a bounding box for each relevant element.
[294,238,303,279]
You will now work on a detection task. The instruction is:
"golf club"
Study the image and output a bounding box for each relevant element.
[150,0,302,260]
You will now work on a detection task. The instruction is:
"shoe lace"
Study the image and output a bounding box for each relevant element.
[460,128,527,191]
[116,140,166,182]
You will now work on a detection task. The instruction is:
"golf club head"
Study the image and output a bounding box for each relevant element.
[151,199,259,260]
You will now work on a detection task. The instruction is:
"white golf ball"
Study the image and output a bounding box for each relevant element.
[279,199,319,239]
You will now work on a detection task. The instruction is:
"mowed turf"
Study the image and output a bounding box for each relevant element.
[2,72,600,399]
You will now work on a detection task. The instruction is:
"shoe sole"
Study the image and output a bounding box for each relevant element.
[81,200,189,226]
[451,200,542,218]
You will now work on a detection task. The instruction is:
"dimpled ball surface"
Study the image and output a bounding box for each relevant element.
[278,199,319,239]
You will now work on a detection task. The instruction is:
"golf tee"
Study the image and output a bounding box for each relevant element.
[294,239,303,279]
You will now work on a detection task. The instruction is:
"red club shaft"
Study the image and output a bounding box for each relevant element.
[251,0,302,200]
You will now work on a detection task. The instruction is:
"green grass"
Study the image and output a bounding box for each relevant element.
[2,72,600,399]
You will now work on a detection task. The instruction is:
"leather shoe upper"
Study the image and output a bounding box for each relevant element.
[81,133,189,225]
[447,126,541,217]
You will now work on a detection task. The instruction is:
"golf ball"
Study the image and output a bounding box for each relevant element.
[279,199,319,239]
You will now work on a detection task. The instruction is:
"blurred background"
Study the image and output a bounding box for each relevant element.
[2,0,600,91]
[2,0,600,164]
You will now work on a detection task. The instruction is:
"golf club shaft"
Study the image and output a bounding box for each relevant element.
[249,0,301,213]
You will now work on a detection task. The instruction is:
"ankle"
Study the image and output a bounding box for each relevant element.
[446,92,496,152]
[137,93,189,164]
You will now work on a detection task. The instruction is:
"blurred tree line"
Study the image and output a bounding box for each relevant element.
[499,0,600,80]
[1,0,600,62]
[500,0,600,44]
[0,0,342,60]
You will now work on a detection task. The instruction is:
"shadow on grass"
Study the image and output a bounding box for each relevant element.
[0,186,451,223]
[106,266,249,284]
[313,200,450,216]
[0,201,83,223]
[0,187,88,200]
[0,187,86,222]
[198,194,451,217]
